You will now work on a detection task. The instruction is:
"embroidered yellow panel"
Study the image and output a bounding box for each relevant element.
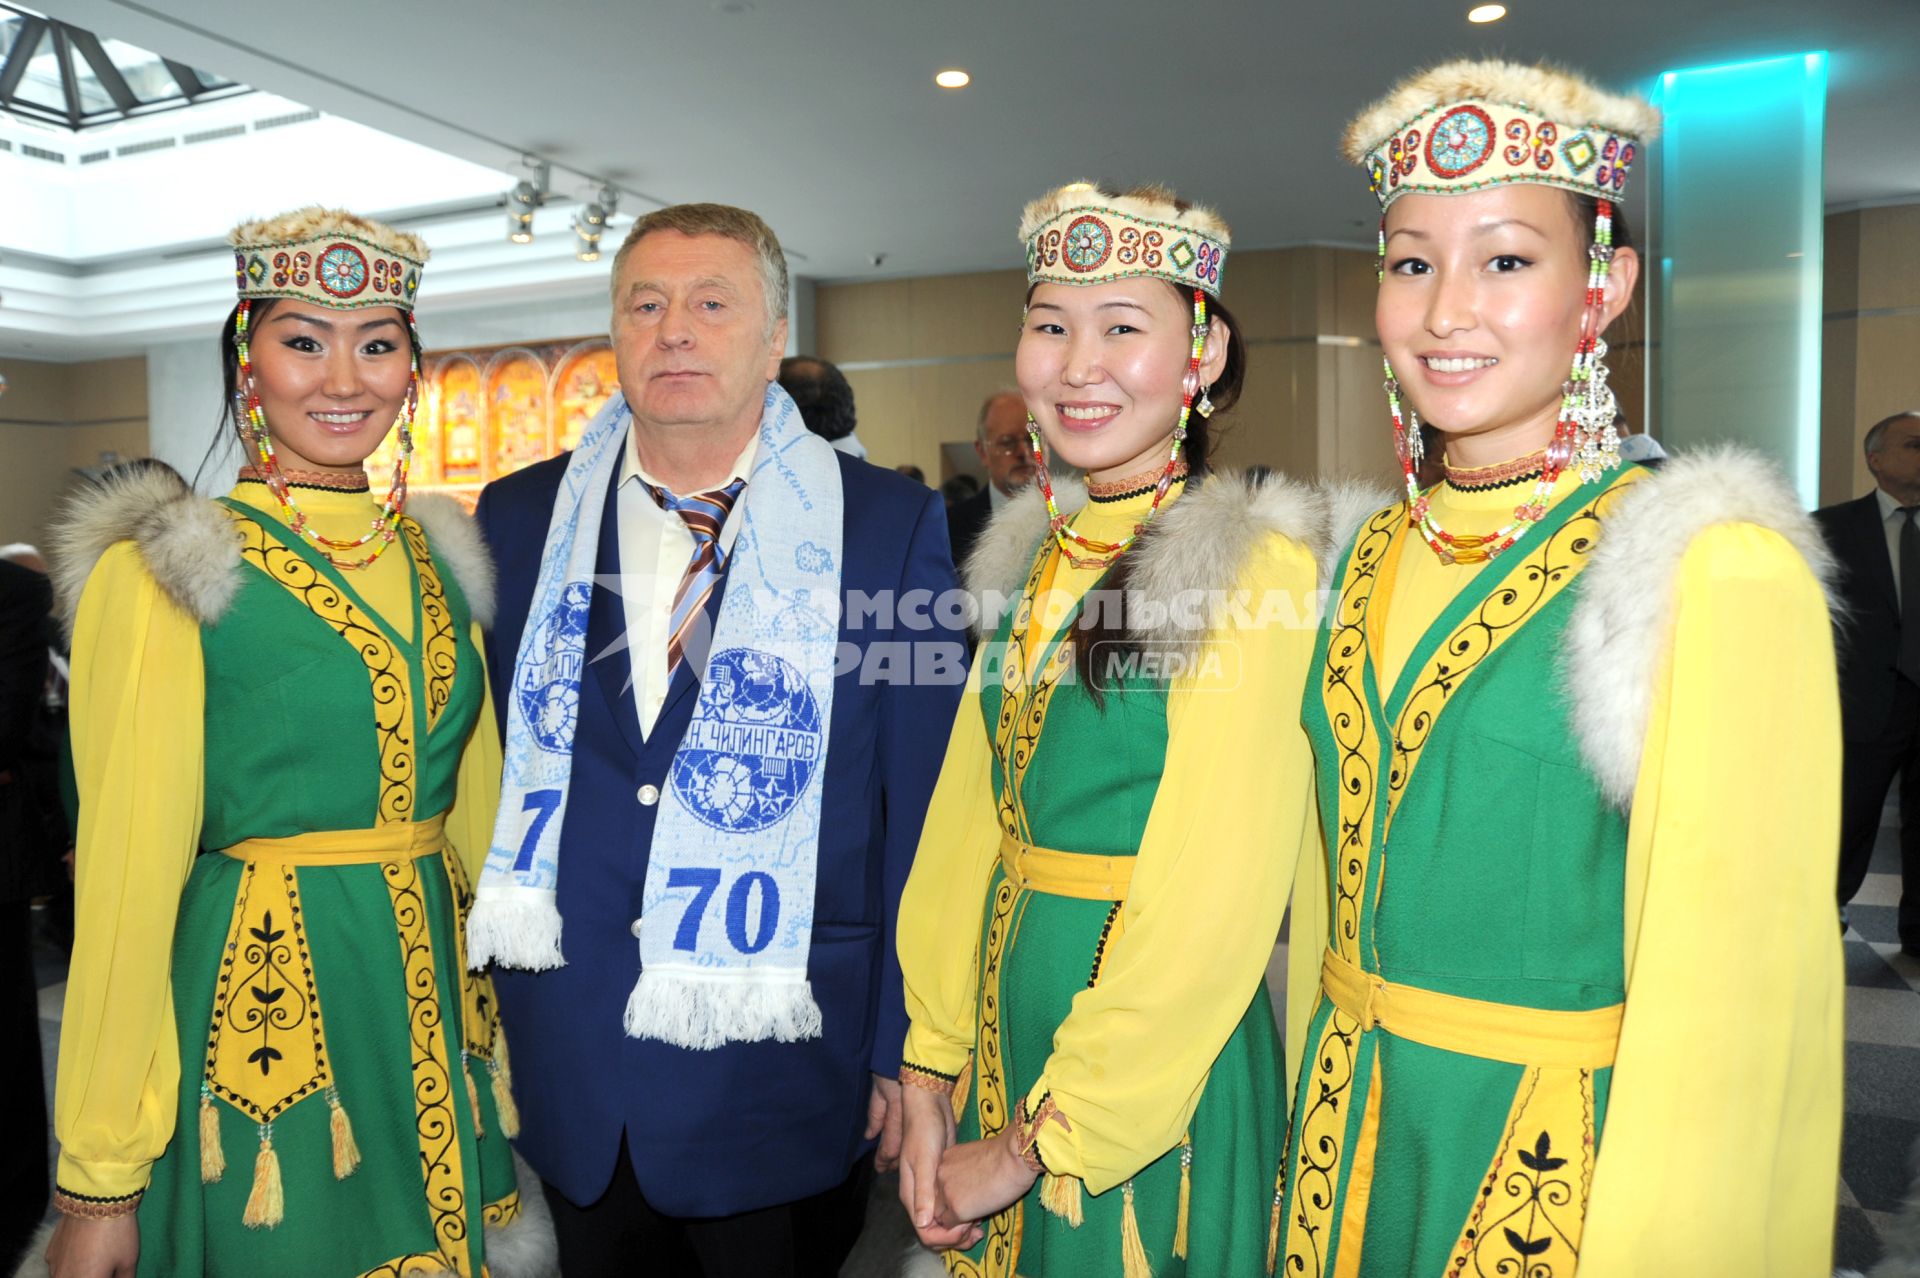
[384,857,472,1275]
[204,863,332,1122]
[441,844,500,1060]
[233,516,416,825]
[952,874,1027,1278]
[993,547,1071,845]
[1322,508,1399,967]
[482,1191,521,1227]
[358,1254,461,1278]
[402,518,458,730]
[1445,1067,1596,1277]
[1280,1003,1365,1278]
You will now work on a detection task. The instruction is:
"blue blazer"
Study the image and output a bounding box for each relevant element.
[475,446,964,1215]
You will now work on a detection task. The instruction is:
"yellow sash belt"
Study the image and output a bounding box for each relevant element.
[999,831,1134,901]
[1321,947,1622,1069]
[219,814,448,865]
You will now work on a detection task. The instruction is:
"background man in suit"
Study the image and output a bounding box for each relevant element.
[945,389,1036,570]
[779,354,869,460]
[1817,409,1920,955]
[476,204,964,1276]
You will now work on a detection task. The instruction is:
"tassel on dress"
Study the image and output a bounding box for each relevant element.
[198,1086,225,1184]
[489,1057,521,1139]
[1267,1178,1284,1275]
[462,1051,485,1138]
[1174,1136,1192,1259]
[242,1126,284,1229]
[1120,1180,1152,1278]
[327,1087,360,1180]
[1039,1172,1083,1226]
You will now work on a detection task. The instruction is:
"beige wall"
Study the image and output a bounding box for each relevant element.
[0,355,150,547]
[1822,204,1920,506]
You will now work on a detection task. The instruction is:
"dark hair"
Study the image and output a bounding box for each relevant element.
[777,355,858,442]
[198,298,423,487]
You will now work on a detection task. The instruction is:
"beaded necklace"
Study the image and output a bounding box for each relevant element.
[1028,288,1208,571]
[1441,448,1546,492]
[234,298,417,570]
[1389,199,1615,565]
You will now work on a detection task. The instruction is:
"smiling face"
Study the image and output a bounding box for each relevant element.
[246,300,413,472]
[611,229,787,440]
[1377,184,1638,464]
[1015,280,1229,483]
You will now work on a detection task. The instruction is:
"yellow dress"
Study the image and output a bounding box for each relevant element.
[1284,466,1843,1276]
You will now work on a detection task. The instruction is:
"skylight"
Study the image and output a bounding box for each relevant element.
[0,3,248,131]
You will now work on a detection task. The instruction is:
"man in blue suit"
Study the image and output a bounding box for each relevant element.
[476,203,964,1276]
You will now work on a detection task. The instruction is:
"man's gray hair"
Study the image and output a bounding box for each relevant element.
[976,388,1025,441]
[1865,410,1920,458]
[609,203,790,331]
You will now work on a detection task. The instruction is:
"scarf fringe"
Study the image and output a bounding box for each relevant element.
[623,970,824,1049]
[466,893,566,971]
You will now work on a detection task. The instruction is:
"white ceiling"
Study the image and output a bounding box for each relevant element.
[22,0,1920,284]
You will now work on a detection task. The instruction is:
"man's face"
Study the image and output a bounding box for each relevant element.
[611,229,786,435]
[975,394,1037,497]
[1870,416,1920,500]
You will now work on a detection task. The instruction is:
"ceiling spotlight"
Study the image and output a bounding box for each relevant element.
[508,180,539,244]
[1467,3,1507,21]
[573,206,607,263]
[934,69,970,89]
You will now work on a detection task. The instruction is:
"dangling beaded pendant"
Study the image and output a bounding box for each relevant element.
[1387,199,1622,565]
[1029,289,1209,571]
[235,298,417,570]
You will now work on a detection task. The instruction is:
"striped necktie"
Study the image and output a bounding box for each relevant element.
[650,480,745,678]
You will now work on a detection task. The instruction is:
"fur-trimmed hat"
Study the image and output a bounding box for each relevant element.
[1343,60,1660,207]
[1021,182,1231,295]
[230,206,429,310]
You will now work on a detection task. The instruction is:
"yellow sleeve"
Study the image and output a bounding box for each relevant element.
[1027,535,1320,1192]
[898,653,997,1083]
[54,541,205,1201]
[444,622,502,882]
[1580,523,1844,1275]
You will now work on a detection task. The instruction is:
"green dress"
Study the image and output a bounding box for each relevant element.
[1278,474,1635,1278]
[60,484,517,1278]
[900,479,1319,1278]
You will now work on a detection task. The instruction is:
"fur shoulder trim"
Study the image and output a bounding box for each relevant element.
[1566,449,1839,808]
[963,478,1080,605]
[1319,478,1403,588]
[409,494,496,629]
[47,469,242,633]
[1125,470,1325,656]
[1343,59,1662,161]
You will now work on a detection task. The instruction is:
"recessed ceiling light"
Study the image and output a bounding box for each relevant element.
[935,69,971,89]
[1468,3,1507,21]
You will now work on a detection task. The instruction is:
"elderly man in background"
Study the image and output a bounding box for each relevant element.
[1818,409,1920,955]
[945,388,1035,570]
[473,203,964,1276]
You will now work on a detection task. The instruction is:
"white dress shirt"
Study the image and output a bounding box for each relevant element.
[614,426,758,740]
[1877,486,1911,609]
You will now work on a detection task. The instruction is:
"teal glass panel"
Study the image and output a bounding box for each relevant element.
[1654,53,1826,504]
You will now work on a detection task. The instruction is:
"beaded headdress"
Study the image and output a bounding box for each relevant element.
[1343,62,1661,565]
[230,207,429,311]
[226,207,428,570]
[1019,183,1231,570]
[1021,183,1230,297]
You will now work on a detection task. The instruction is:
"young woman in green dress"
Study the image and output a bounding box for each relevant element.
[44,208,526,1277]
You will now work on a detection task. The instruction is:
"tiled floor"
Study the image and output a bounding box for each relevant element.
[28,814,1920,1276]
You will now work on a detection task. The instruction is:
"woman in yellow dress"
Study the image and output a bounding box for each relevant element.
[43,208,525,1277]
[1277,60,1844,1276]
[895,182,1325,1276]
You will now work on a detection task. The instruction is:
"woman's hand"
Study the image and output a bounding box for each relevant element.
[46,1213,139,1278]
[898,1083,980,1252]
[935,1125,1039,1231]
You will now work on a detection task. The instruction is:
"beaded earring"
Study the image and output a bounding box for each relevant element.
[235,298,417,570]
